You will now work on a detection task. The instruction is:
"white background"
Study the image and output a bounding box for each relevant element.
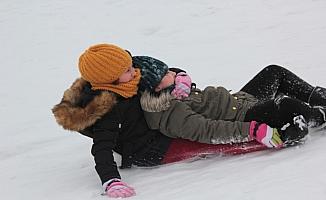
[1,0,326,199]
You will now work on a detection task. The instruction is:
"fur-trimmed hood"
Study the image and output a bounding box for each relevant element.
[140,91,174,112]
[52,78,117,131]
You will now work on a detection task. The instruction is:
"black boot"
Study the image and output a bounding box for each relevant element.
[279,115,309,146]
[309,106,326,129]
[308,86,326,107]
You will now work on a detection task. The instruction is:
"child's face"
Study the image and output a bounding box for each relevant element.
[155,70,176,92]
[118,65,136,83]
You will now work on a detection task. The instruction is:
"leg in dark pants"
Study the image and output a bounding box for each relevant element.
[245,96,325,144]
[241,65,326,126]
[245,96,324,127]
[240,65,314,102]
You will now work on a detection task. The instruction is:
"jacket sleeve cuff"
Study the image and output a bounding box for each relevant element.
[102,178,121,192]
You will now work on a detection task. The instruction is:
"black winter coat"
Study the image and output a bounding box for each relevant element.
[52,78,171,185]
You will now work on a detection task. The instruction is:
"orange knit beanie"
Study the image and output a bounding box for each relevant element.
[78,43,132,85]
[78,43,141,98]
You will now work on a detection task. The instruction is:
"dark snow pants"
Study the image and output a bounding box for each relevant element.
[242,65,324,128]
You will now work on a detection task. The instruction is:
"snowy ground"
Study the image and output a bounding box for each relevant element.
[1,0,326,199]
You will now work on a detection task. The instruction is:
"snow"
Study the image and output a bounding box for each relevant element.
[1,0,326,199]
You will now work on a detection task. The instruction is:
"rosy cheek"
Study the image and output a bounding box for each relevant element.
[168,77,174,85]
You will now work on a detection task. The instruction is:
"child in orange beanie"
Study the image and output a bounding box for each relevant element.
[52,44,174,198]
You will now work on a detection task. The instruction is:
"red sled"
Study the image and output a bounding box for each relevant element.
[162,139,268,164]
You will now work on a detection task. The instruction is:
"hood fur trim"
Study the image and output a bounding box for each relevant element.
[140,91,173,112]
[52,78,117,131]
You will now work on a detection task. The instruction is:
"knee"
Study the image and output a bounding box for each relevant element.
[275,96,302,110]
[275,95,291,106]
[263,64,285,73]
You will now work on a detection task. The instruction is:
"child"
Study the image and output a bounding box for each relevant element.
[140,65,326,147]
[52,44,175,198]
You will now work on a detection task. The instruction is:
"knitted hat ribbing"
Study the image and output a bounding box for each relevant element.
[78,44,132,85]
[133,56,169,92]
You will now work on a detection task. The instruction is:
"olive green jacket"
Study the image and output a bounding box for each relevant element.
[140,86,258,144]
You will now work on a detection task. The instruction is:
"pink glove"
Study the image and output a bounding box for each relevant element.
[171,72,192,99]
[249,121,283,148]
[106,181,136,198]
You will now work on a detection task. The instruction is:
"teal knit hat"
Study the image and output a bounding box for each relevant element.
[132,56,169,92]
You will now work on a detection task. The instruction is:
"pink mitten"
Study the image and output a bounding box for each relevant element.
[106,181,136,198]
[171,72,192,99]
[249,121,283,148]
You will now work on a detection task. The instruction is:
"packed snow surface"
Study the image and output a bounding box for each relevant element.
[1,0,326,199]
